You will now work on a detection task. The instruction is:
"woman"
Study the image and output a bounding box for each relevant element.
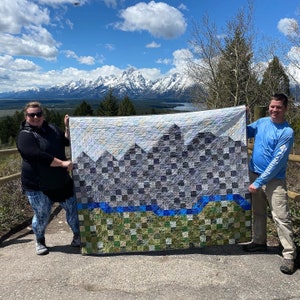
[17,101,80,255]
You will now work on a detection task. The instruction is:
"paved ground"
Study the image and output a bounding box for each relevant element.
[1,207,300,300]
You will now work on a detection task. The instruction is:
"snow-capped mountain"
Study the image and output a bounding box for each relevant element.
[0,68,194,100]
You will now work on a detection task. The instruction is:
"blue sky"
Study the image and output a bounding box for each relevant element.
[0,0,300,93]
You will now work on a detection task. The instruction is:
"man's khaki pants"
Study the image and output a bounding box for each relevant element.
[250,172,296,260]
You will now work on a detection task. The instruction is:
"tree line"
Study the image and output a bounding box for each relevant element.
[0,90,137,147]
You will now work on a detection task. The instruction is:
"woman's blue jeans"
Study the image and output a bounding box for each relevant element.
[25,190,80,241]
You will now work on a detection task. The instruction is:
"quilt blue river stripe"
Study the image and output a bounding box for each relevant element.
[78,193,251,216]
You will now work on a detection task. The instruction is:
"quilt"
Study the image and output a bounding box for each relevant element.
[69,105,251,255]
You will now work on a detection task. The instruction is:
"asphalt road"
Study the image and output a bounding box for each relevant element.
[1,208,300,300]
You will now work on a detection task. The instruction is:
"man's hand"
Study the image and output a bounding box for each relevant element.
[248,183,258,193]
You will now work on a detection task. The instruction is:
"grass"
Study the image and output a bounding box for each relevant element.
[0,179,31,237]
[0,153,32,237]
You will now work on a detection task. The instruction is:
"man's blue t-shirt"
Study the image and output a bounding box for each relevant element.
[247,117,294,188]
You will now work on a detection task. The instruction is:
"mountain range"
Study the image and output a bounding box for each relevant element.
[0,68,194,100]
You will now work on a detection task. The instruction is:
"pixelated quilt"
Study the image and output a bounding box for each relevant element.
[69,105,251,255]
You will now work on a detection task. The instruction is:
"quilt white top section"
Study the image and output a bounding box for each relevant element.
[69,105,246,161]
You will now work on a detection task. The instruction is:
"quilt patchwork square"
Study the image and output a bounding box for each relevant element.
[70,106,251,254]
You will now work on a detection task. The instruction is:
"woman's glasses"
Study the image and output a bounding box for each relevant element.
[26,111,43,118]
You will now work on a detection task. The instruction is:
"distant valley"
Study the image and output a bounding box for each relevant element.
[0,98,204,118]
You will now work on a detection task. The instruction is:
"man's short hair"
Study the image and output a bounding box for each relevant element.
[271,93,288,107]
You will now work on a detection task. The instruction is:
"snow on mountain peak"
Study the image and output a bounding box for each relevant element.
[0,70,194,100]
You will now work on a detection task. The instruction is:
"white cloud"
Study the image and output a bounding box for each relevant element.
[160,48,197,87]
[278,18,299,37]
[287,46,300,82]
[170,48,192,72]
[138,68,163,80]
[0,55,39,72]
[0,55,43,91]
[105,43,115,51]
[178,3,188,11]
[95,54,106,64]
[146,41,161,48]
[0,31,58,59]
[147,48,194,77]
[101,0,118,8]
[0,0,50,34]
[0,55,123,92]
[64,50,77,59]
[115,1,187,39]
[156,58,171,65]
[63,50,95,65]
[66,19,74,30]
[0,55,15,67]
[11,59,40,72]
[287,46,300,60]
[77,56,95,65]
[92,65,123,77]
[0,0,59,59]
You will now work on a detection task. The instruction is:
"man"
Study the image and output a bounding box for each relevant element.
[17,101,80,255]
[243,93,296,274]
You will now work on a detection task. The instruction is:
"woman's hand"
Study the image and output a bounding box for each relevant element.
[64,114,70,138]
[61,160,73,172]
[51,158,73,172]
[64,114,69,128]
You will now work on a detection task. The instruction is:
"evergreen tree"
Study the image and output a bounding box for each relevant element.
[260,56,290,105]
[259,56,300,142]
[73,100,93,116]
[118,96,136,116]
[0,116,16,145]
[97,89,119,116]
[0,110,24,146]
[150,108,157,114]
[13,110,24,136]
[44,108,64,128]
[208,24,259,108]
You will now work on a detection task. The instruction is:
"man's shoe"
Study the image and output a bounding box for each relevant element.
[280,258,295,275]
[71,234,81,247]
[242,242,267,252]
[36,238,49,255]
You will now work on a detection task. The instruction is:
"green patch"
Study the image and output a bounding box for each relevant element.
[78,201,252,254]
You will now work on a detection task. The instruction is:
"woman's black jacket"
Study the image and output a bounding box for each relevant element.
[17,120,73,201]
